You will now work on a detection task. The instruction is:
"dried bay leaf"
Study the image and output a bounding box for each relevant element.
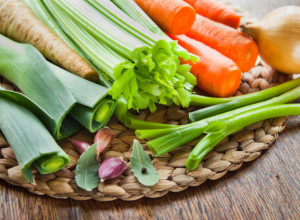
[130,140,158,186]
[75,143,99,191]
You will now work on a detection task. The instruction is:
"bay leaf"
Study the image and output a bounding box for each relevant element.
[130,139,158,186]
[75,143,99,191]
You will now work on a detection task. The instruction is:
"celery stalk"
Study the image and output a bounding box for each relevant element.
[25,0,113,87]
[111,0,198,61]
[112,0,169,41]
[43,0,197,112]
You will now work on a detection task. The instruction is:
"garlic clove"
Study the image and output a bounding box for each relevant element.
[98,157,127,182]
[94,127,114,159]
[70,139,90,154]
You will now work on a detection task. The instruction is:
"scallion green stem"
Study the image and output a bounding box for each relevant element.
[186,104,300,170]
[146,87,300,155]
[189,78,300,121]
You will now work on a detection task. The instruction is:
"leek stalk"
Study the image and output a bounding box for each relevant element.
[49,63,116,132]
[0,35,79,140]
[0,96,70,182]
[0,35,116,136]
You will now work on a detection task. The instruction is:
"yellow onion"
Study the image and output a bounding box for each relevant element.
[242,6,300,74]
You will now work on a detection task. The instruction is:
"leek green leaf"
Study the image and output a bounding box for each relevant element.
[0,35,79,140]
[130,140,158,186]
[0,97,70,182]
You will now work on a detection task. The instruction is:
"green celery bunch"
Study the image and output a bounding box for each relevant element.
[41,0,197,112]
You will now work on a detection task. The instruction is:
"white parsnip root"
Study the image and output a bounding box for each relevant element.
[0,0,98,81]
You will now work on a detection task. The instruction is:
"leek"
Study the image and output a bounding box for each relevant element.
[49,63,116,132]
[0,35,79,140]
[0,35,115,136]
[0,96,70,182]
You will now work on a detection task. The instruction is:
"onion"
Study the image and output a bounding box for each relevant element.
[242,6,300,74]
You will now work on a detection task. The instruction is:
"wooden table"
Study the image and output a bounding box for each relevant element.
[1,0,299,219]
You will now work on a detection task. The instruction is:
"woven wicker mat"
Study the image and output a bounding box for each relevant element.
[0,1,294,201]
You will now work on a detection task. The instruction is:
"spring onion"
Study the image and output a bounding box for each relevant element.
[143,86,300,156]
[186,104,300,170]
[189,78,300,122]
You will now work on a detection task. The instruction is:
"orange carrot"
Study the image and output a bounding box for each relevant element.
[186,15,258,72]
[168,34,241,97]
[134,0,196,35]
[0,0,98,81]
[184,0,241,29]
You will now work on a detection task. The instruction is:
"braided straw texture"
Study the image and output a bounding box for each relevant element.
[0,1,293,201]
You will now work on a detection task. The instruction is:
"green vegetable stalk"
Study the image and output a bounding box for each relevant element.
[41,0,198,112]
[186,104,300,170]
[49,63,116,133]
[24,0,113,87]
[189,77,300,121]
[0,34,79,139]
[140,87,300,169]
[0,96,70,182]
[0,35,116,136]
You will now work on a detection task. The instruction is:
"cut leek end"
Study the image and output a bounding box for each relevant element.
[94,101,113,123]
[91,99,116,132]
[34,153,70,174]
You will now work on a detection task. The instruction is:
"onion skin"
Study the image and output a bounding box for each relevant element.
[242,6,300,74]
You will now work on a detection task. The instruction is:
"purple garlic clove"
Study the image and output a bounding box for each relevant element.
[98,157,127,182]
[70,139,90,154]
[94,127,114,159]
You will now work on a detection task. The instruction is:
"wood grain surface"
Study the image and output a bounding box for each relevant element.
[1,0,299,219]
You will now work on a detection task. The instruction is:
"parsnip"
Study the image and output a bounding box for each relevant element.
[0,0,98,81]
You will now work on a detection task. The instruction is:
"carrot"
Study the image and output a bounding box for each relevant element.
[0,0,98,82]
[186,15,258,72]
[184,0,241,29]
[134,0,196,35]
[168,34,241,97]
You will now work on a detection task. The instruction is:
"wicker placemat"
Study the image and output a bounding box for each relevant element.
[0,1,293,201]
